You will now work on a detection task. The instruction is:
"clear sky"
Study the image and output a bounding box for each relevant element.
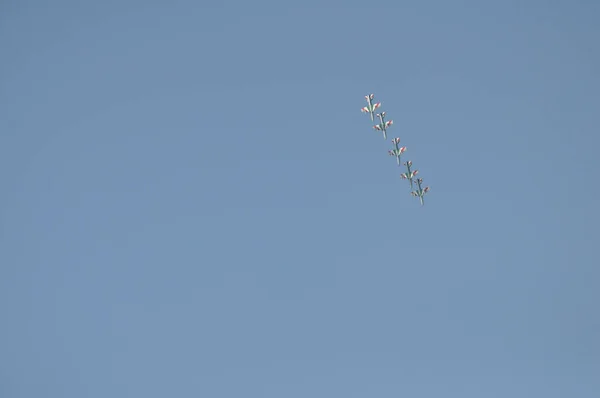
[1,1,599,397]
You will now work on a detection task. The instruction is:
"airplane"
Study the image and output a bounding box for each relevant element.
[374,112,393,140]
[410,178,430,206]
[361,94,381,121]
[388,137,407,165]
[399,160,419,189]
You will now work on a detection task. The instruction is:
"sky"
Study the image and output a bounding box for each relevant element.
[1,0,599,397]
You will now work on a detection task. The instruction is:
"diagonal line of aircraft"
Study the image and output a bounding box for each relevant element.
[360,93,431,206]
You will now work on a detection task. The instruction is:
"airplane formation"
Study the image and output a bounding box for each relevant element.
[361,93,430,206]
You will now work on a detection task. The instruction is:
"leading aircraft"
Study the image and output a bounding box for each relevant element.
[360,94,381,121]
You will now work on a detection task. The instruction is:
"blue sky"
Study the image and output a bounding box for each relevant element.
[1,0,599,397]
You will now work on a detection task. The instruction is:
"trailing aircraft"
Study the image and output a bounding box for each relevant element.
[410,178,430,206]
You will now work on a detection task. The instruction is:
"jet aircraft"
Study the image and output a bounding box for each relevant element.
[361,94,381,121]
[410,178,430,206]
[400,160,419,189]
[388,137,407,165]
[374,112,393,140]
